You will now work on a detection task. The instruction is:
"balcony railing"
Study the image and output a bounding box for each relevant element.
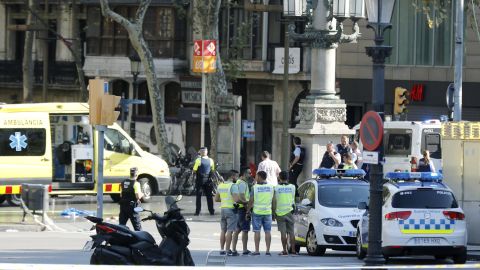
[0,60,79,86]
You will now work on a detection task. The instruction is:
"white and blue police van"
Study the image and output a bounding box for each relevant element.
[356,172,467,264]
[294,169,370,256]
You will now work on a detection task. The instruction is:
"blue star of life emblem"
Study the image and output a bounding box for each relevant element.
[9,132,28,152]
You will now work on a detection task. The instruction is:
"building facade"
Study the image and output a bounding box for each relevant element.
[2,0,480,169]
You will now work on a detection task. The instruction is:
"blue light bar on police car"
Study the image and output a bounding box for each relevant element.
[342,169,366,177]
[313,169,366,178]
[385,172,443,182]
[313,169,336,177]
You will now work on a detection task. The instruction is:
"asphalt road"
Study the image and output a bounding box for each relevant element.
[0,195,479,269]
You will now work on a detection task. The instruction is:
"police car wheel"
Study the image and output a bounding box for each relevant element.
[7,194,21,206]
[306,227,326,256]
[356,231,366,259]
[452,252,467,264]
[139,178,152,203]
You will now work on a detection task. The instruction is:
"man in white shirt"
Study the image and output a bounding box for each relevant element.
[257,151,281,186]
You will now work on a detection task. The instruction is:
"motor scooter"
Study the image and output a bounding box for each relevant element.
[83,195,194,266]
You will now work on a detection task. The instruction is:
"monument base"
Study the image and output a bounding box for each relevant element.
[290,98,353,183]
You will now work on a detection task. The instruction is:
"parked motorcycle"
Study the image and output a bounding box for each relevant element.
[168,149,196,195]
[83,195,194,266]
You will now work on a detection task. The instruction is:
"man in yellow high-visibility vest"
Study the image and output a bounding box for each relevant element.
[232,168,252,255]
[215,173,240,256]
[247,171,274,256]
[273,171,297,256]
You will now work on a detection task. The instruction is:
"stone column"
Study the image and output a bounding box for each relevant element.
[0,4,6,60]
[56,2,74,61]
[289,1,354,180]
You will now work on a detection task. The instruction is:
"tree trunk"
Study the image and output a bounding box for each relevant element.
[194,0,228,161]
[22,0,36,103]
[99,0,171,161]
[25,1,87,101]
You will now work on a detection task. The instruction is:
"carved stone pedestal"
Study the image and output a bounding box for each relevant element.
[289,98,353,183]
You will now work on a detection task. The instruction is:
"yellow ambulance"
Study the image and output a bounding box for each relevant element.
[0,103,170,206]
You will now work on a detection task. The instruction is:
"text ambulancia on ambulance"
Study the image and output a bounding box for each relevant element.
[293,169,370,256]
[355,172,467,264]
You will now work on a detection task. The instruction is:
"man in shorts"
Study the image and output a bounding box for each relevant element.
[215,174,240,255]
[273,171,297,256]
[248,171,274,256]
[232,168,252,255]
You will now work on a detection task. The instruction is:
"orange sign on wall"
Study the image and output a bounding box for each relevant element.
[192,40,217,73]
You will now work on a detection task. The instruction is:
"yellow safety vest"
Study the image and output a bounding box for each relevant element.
[274,184,296,216]
[218,182,235,209]
[343,164,356,169]
[253,183,274,215]
[236,179,250,209]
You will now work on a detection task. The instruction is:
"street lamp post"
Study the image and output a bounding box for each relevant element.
[287,0,364,180]
[364,0,395,266]
[129,52,141,134]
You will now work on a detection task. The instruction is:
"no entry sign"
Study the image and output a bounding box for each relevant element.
[359,111,384,151]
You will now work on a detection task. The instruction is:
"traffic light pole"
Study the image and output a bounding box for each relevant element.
[365,18,392,265]
[95,125,106,219]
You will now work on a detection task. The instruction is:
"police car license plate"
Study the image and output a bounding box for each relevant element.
[414,238,441,245]
[82,240,94,251]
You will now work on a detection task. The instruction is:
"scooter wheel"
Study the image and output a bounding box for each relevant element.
[90,253,101,265]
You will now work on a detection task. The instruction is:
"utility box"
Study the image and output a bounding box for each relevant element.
[441,122,480,244]
[21,184,49,211]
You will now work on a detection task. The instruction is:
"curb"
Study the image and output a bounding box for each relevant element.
[0,223,44,232]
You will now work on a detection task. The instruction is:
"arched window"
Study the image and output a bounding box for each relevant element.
[135,81,152,121]
[164,82,181,119]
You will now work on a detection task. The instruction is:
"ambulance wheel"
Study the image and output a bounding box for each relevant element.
[7,194,21,207]
[110,194,121,203]
[139,178,152,203]
[0,195,6,205]
[306,227,326,256]
[452,251,467,264]
[356,231,366,260]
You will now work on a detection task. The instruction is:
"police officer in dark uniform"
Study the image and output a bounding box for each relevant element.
[119,167,143,231]
[192,147,215,216]
[288,137,305,191]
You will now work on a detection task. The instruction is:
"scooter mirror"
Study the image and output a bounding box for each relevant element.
[133,207,144,212]
[175,195,183,202]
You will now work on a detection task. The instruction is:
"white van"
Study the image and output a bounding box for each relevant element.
[353,120,442,175]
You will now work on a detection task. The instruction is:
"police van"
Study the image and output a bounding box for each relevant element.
[0,103,170,206]
[294,169,369,255]
[354,120,442,175]
[355,172,467,263]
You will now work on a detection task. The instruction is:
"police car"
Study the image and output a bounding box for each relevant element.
[293,169,370,256]
[355,172,467,263]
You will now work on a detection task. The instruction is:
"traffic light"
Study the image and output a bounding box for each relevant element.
[394,87,409,115]
[88,78,121,126]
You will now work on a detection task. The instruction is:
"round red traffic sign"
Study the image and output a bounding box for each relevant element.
[359,111,384,151]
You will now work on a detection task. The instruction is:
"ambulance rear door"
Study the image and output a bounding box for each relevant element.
[0,112,53,186]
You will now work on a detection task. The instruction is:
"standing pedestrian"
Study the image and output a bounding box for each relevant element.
[418,150,436,172]
[340,153,358,169]
[215,172,240,255]
[273,171,297,256]
[288,137,305,190]
[248,171,274,256]
[351,140,362,168]
[257,151,281,186]
[319,142,341,169]
[336,135,352,160]
[119,167,143,231]
[232,169,252,256]
[193,147,215,216]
